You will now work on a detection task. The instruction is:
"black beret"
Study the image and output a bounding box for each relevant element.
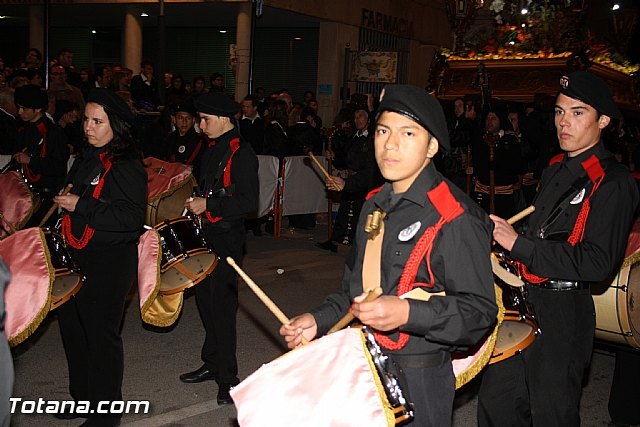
[14,84,48,109]
[559,71,622,119]
[170,102,197,117]
[377,85,450,151]
[195,93,238,118]
[87,88,134,125]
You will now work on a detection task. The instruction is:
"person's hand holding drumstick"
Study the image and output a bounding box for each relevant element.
[184,196,207,215]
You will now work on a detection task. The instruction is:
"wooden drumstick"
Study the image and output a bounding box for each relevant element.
[39,184,73,227]
[506,205,535,225]
[327,287,383,334]
[307,151,339,189]
[0,212,17,235]
[226,257,308,345]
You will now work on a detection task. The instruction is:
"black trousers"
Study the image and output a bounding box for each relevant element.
[609,348,640,424]
[478,286,595,427]
[196,223,245,385]
[57,243,137,427]
[398,356,455,427]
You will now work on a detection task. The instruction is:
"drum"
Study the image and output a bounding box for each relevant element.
[230,327,413,427]
[42,228,84,310]
[145,157,196,226]
[489,284,540,364]
[155,216,217,294]
[592,261,640,349]
[0,170,41,238]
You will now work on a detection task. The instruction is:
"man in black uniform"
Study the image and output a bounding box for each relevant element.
[165,102,205,168]
[472,107,524,218]
[281,85,497,426]
[478,71,639,427]
[12,84,69,227]
[181,93,259,405]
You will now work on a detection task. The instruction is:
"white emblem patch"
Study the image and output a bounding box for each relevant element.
[398,221,421,241]
[570,188,586,205]
[178,145,186,154]
[90,173,101,186]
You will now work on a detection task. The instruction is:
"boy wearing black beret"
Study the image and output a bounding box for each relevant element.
[180,93,259,405]
[164,102,205,167]
[281,85,497,426]
[478,71,639,426]
[12,84,69,227]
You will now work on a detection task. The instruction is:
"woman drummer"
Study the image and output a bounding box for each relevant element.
[54,88,146,426]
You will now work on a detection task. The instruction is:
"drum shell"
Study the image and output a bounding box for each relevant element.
[146,174,196,226]
[154,216,217,294]
[592,262,640,349]
[42,228,83,309]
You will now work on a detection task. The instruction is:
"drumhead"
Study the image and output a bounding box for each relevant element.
[50,273,83,310]
[160,252,217,294]
[490,314,536,364]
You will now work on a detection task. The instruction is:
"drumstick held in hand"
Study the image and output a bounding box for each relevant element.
[39,184,73,227]
[227,257,309,345]
[307,151,338,189]
[506,205,535,225]
[327,287,383,334]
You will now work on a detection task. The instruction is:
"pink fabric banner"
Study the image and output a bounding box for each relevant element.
[231,328,393,427]
[0,228,53,346]
[144,157,193,201]
[0,171,36,238]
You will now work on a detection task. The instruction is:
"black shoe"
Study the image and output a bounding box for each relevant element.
[217,383,235,405]
[316,240,337,253]
[179,365,216,383]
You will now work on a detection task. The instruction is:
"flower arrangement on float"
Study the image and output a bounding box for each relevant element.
[442,0,639,75]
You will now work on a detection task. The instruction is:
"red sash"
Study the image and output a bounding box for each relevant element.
[204,138,240,224]
[374,181,464,351]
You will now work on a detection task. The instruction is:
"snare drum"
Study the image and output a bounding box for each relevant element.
[592,260,640,349]
[145,157,196,226]
[42,228,84,310]
[155,216,217,294]
[490,285,540,364]
[230,327,413,427]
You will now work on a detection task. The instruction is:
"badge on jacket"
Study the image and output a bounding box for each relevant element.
[398,221,421,241]
[90,173,101,185]
[178,145,186,154]
[570,188,586,205]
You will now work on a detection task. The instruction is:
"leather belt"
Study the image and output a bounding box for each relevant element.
[537,280,589,291]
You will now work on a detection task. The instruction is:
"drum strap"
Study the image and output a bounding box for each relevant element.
[61,152,113,249]
[204,138,240,224]
[520,154,606,284]
[365,180,463,351]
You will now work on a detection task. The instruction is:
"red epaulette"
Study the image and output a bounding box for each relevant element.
[549,153,564,166]
[632,171,640,180]
[365,186,383,200]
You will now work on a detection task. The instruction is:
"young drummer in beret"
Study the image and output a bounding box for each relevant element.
[181,93,259,405]
[280,85,497,426]
[12,84,69,227]
[164,102,205,167]
[478,71,639,426]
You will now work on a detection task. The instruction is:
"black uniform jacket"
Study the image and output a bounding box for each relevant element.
[472,131,524,186]
[511,142,639,282]
[19,116,69,192]
[165,127,204,166]
[311,162,498,355]
[65,146,147,248]
[198,128,259,228]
